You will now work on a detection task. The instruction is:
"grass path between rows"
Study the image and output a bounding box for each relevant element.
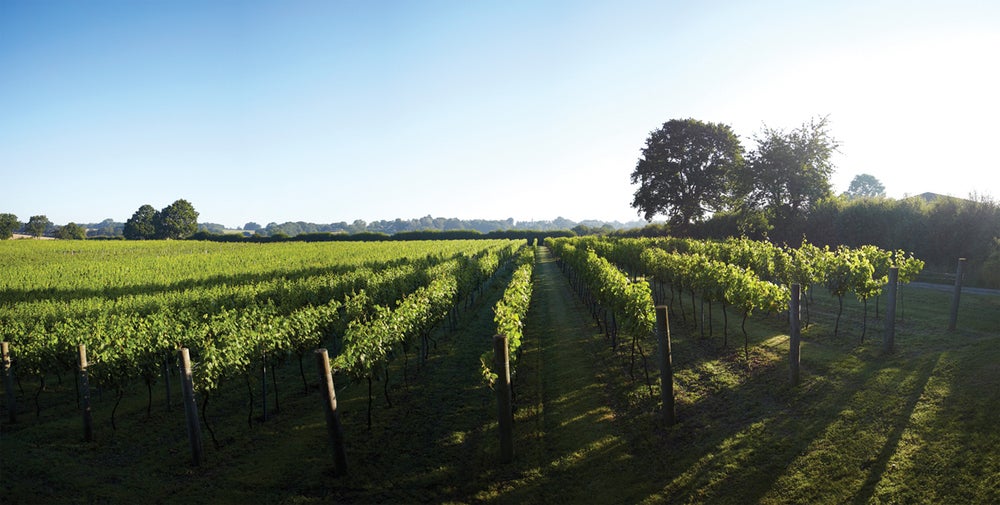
[327,245,654,503]
[487,246,654,504]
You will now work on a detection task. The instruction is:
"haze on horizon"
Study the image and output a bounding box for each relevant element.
[2,0,998,228]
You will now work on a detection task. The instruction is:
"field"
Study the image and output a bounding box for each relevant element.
[1,239,998,504]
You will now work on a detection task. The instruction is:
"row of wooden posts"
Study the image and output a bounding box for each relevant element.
[174,348,348,473]
[489,266,922,460]
[0,343,349,475]
[0,261,970,469]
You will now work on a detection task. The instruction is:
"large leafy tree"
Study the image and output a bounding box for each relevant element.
[55,222,87,240]
[124,204,159,240]
[26,215,52,237]
[844,173,886,199]
[156,199,199,239]
[0,213,19,239]
[737,116,839,222]
[630,118,744,230]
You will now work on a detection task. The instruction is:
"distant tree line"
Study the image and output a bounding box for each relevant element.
[253,215,641,237]
[2,204,602,244]
[191,228,573,244]
[0,214,88,240]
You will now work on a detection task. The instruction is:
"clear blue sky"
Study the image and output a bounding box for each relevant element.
[2,0,998,227]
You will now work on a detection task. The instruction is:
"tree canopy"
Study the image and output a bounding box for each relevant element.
[55,222,87,240]
[123,200,199,240]
[844,173,886,199]
[630,118,744,230]
[124,204,159,240]
[735,116,839,223]
[26,215,52,237]
[0,213,19,239]
[156,199,199,239]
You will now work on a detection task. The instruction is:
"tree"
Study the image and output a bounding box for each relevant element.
[0,213,19,239]
[844,173,886,199]
[55,222,87,240]
[243,222,261,231]
[91,218,124,237]
[198,223,225,234]
[630,118,744,231]
[348,219,367,234]
[737,116,839,222]
[124,204,159,240]
[156,199,199,239]
[26,215,52,237]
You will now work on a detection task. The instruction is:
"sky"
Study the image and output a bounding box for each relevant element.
[2,0,998,228]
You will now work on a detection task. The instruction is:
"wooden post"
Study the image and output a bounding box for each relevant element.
[78,344,93,442]
[655,306,675,425]
[3,342,15,423]
[789,285,801,386]
[493,335,514,463]
[162,355,172,412]
[179,348,203,466]
[948,258,965,330]
[315,349,347,476]
[884,268,898,353]
[260,355,268,422]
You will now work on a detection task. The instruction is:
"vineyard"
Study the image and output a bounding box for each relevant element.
[1,237,998,503]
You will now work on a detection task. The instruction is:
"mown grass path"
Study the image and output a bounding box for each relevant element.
[330,245,653,503]
[487,246,653,504]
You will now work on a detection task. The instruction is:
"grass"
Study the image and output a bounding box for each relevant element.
[2,249,998,504]
[617,279,1000,504]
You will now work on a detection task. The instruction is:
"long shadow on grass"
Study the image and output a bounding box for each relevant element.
[636,340,940,503]
[481,248,666,504]
[315,271,510,503]
[858,340,1000,503]
[850,354,940,505]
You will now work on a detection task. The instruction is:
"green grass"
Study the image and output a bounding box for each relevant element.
[2,250,998,504]
[613,281,1000,504]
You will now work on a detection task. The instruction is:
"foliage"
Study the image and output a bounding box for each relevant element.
[0,239,520,402]
[0,213,20,239]
[630,118,744,229]
[256,216,641,237]
[26,215,52,237]
[482,246,535,386]
[86,218,124,237]
[123,200,200,240]
[691,193,999,288]
[547,238,656,360]
[156,199,199,239]
[981,238,1000,288]
[123,204,159,240]
[54,222,87,240]
[198,223,226,234]
[736,116,839,223]
[844,173,886,199]
[587,235,921,343]
[0,239,994,505]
